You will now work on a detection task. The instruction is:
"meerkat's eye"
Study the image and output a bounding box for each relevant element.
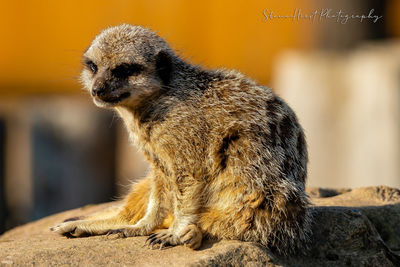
[84,60,98,74]
[112,63,144,79]
[89,62,97,73]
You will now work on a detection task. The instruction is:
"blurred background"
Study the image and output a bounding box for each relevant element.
[1,0,399,234]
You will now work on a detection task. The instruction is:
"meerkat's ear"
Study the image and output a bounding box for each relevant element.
[155,50,172,85]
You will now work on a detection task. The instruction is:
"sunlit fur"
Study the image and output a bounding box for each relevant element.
[51,24,312,254]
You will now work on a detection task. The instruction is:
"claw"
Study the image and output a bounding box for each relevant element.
[178,228,191,239]
[159,240,169,250]
[145,233,157,245]
[147,237,157,246]
[148,233,157,239]
[183,236,194,245]
[144,230,175,250]
[149,237,162,249]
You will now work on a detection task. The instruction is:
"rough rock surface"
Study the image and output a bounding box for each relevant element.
[1,186,400,266]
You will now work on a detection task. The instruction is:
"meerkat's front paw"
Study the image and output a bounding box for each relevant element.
[146,224,202,249]
[178,224,202,249]
[50,221,89,237]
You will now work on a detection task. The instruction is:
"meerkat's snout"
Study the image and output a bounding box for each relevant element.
[90,72,131,104]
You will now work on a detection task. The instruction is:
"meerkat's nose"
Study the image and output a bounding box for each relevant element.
[92,86,106,97]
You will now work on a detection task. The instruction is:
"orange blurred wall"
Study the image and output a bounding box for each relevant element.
[0,0,314,96]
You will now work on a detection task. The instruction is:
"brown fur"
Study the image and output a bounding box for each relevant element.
[51,24,312,254]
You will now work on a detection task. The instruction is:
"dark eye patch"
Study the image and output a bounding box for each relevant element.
[84,59,98,74]
[112,63,144,79]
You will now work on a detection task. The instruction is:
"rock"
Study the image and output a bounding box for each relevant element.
[1,186,400,266]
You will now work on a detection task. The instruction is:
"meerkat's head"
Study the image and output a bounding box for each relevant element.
[80,24,173,108]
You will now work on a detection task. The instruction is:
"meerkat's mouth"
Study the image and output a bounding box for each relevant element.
[98,92,131,104]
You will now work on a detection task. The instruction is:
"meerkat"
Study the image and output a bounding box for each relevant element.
[51,24,311,254]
